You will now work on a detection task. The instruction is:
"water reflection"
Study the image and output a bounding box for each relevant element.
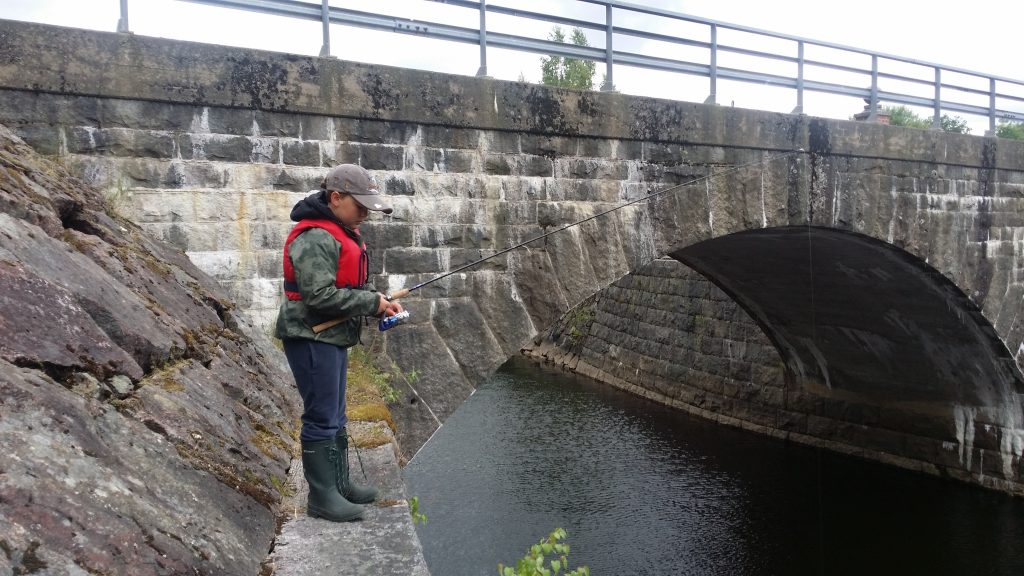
[404,357,1024,575]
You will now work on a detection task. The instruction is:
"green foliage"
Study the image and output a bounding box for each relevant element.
[350,347,400,403]
[498,528,589,576]
[997,120,1024,140]
[409,496,427,525]
[884,105,971,134]
[540,27,596,90]
[886,106,931,129]
[940,114,970,134]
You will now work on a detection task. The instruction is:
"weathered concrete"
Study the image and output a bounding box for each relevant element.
[3,18,1024,495]
[267,422,430,576]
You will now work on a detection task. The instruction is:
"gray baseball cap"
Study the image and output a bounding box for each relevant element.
[322,164,393,214]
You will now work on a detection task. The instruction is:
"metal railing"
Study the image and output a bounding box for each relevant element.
[115,0,1024,135]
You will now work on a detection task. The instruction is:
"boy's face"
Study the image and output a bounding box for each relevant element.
[329,191,368,229]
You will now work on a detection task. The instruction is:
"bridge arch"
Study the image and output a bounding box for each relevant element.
[385,148,1024,494]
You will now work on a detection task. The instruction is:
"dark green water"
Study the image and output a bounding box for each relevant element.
[404,357,1024,575]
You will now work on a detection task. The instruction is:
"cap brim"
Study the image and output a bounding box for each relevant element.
[350,193,393,214]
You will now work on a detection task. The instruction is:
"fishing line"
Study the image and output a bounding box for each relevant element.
[387,147,806,300]
[396,147,807,461]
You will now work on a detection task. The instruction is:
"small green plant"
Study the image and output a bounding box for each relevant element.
[351,347,400,402]
[406,368,420,382]
[498,528,589,576]
[409,496,427,525]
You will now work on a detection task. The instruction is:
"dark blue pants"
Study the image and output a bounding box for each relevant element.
[282,339,348,442]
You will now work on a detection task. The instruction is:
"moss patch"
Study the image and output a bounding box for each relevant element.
[346,347,397,447]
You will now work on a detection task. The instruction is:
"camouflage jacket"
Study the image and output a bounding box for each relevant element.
[274,194,379,348]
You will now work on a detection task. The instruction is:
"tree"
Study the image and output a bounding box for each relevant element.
[540,26,596,90]
[885,105,971,134]
[997,120,1024,140]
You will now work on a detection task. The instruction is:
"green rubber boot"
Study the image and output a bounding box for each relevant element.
[336,428,379,504]
[302,439,364,522]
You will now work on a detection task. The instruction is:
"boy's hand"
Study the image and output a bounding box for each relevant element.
[376,294,405,317]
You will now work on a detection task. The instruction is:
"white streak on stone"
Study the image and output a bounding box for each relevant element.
[760,169,768,227]
[887,178,899,244]
[954,404,977,471]
[190,107,210,134]
[705,178,714,235]
[387,274,407,294]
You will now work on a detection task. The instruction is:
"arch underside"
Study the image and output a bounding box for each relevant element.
[674,226,1024,407]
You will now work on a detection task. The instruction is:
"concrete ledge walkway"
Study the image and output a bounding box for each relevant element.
[265,423,430,575]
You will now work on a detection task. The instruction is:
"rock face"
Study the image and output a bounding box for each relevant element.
[0,124,301,575]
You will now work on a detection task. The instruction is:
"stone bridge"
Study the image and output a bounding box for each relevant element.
[2,19,1024,493]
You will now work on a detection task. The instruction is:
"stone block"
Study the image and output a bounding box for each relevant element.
[349,120,417,145]
[332,117,360,142]
[256,249,283,279]
[577,137,614,159]
[383,247,448,274]
[324,141,360,165]
[359,222,415,251]
[378,174,413,196]
[521,134,577,157]
[361,144,405,170]
[805,414,840,440]
[519,155,554,177]
[189,250,257,282]
[422,148,476,173]
[421,125,481,149]
[483,131,520,154]
[13,124,64,155]
[248,137,278,164]
[281,140,321,166]
[499,177,546,201]
[731,398,777,428]
[483,153,512,175]
[190,106,254,135]
[252,110,303,137]
[555,158,630,181]
[271,167,322,193]
[429,299,505,384]
[195,134,254,163]
[297,115,338,141]
[0,91,87,126]
[68,127,174,158]
[100,99,200,131]
[643,142,684,164]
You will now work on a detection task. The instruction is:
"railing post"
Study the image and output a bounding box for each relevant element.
[792,40,804,114]
[117,0,130,33]
[931,67,942,130]
[319,0,331,57]
[600,4,615,91]
[988,77,997,136]
[867,55,879,121]
[476,0,489,77]
[704,24,717,105]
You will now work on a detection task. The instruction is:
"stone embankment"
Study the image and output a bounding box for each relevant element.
[525,256,787,437]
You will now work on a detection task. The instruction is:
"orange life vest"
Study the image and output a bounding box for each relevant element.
[282,219,367,301]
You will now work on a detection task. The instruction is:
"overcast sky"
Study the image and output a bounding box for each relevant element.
[3,0,1021,133]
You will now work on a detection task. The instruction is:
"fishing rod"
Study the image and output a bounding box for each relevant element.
[385,148,805,302]
[310,148,804,333]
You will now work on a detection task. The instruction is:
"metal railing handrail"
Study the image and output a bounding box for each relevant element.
[114,0,1024,135]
